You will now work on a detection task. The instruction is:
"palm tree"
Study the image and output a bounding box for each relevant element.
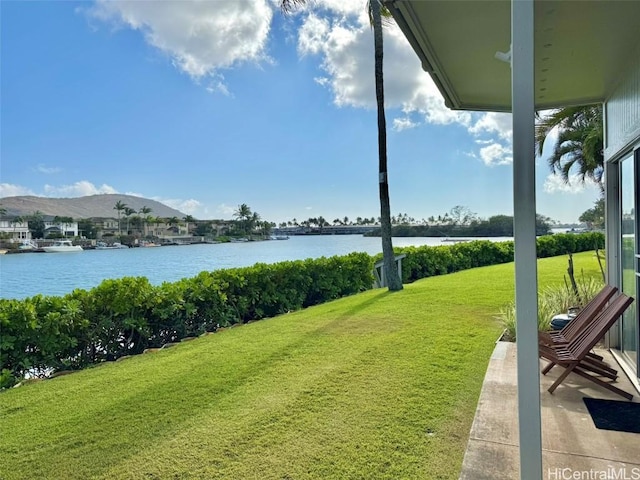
[234,204,253,236]
[234,204,251,220]
[139,206,152,236]
[535,105,604,188]
[163,216,179,238]
[123,207,136,235]
[11,216,24,240]
[251,212,261,235]
[147,216,161,237]
[26,211,45,239]
[281,0,401,290]
[139,206,152,216]
[183,215,195,235]
[113,201,127,236]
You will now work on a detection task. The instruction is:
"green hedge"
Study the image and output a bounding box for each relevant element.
[0,252,374,388]
[0,233,603,388]
[386,241,515,283]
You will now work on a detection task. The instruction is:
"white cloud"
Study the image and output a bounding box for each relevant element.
[313,0,365,18]
[43,181,118,197]
[293,4,532,173]
[298,14,331,55]
[84,0,513,169]
[393,117,418,132]
[296,10,470,128]
[34,164,62,174]
[0,183,36,197]
[543,174,599,194]
[479,143,512,166]
[216,203,236,216]
[469,112,512,141]
[123,191,146,198]
[85,0,273,88]
[160,198,202,215]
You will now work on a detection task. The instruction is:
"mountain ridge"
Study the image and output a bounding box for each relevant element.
[0,194,187,219]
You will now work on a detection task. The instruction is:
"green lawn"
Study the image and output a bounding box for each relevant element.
[0,252,602,480]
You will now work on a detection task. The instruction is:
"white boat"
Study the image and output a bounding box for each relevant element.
[139,241,161,247]
[96,241,128,250]
[42,240,84,253]
[19,240,39,250]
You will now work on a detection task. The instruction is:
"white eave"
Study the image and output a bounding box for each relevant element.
[385,0,640,112]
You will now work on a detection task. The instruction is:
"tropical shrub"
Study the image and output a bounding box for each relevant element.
[0,295,87,385]
[0,252,374,388]
[499,275,605,341]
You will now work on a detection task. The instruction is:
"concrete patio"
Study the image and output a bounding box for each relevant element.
[460,341,640,480]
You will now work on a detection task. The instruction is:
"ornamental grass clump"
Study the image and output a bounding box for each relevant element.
[499,275,604,342]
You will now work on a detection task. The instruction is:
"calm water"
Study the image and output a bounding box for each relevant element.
[0,235,512,299]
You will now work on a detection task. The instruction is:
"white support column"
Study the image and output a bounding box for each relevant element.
[512,0,543,479]
[604,159,620,348]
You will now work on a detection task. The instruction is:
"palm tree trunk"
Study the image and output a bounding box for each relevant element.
[372,0,402,291]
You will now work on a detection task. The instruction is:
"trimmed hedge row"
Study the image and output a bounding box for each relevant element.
[0,253,373,388]
[0,232,604,389]
[388,241,515,283]
[536,231,604,258]
[383,231,604,284]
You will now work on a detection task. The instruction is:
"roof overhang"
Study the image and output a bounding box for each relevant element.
[385,0,640,112]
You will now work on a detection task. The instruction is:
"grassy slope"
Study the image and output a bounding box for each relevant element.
[0,253,602,480]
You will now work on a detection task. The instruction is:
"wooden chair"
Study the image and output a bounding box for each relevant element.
[539,284,617,347]
[539,285,618,376]
[539,293,635,400]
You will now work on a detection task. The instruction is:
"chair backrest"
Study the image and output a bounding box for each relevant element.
[560,284,618,339]
[567,293,634,360]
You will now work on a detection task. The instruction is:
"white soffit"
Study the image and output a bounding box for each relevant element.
[387,0,640,112]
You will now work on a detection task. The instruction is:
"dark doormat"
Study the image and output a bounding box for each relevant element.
[583,397,640,434]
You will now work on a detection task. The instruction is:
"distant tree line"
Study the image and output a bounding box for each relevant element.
[365,213,553,237]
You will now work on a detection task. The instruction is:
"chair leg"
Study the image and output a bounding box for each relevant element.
[586,351,604,361]
[541,361,556,375]
[548,362,577,394]
[572,366,633,400]
[579,361,618,380]
[582,355,616,371]
[581,357,618,378]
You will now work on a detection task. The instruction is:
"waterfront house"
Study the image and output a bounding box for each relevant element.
[94,218,120,238]
[43,217,79,238]
[385,1,640,477]
[0,218,31,242]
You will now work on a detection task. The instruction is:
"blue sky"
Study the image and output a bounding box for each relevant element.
[1,0,600,224]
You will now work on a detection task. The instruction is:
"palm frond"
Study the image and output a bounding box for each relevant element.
[367,0,394,28]
[279,0,309,15]
[537,104,603,186]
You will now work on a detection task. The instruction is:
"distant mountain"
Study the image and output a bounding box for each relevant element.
[0,194,187,219]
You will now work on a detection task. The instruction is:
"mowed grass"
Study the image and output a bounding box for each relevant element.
[0,252,602,480]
